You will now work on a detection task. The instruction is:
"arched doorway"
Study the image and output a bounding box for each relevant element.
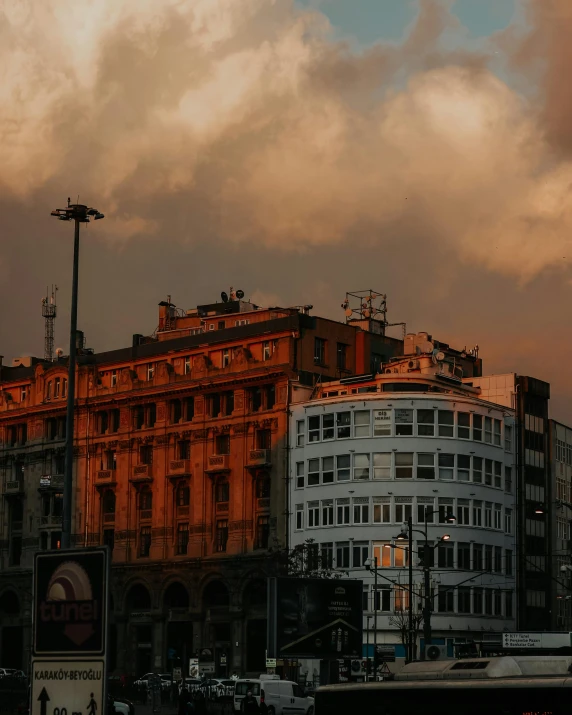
[0,590,22,669]
[163,582,192,673]
[243,579,267,673]
[202,580,230,676]
[125,584,152,676]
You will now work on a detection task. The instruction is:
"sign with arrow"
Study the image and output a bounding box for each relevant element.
[31,660,105,715]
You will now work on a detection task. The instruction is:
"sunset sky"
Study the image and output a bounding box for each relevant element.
[1,0,572,420]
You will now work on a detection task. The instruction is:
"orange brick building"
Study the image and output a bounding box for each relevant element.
[0,294,401,675]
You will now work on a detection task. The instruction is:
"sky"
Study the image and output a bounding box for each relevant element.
[1,0,572,421]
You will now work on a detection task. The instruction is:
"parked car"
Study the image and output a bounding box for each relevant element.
[234,676,314,715]
[113,697,135,715]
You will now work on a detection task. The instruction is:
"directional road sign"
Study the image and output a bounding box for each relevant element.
[31,660,105,715]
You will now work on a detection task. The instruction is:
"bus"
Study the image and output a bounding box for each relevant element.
[315,656,572,715]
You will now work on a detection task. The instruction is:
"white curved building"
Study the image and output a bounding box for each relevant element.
[289,350,517,666]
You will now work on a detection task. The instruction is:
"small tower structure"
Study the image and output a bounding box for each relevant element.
[41,285,58,361]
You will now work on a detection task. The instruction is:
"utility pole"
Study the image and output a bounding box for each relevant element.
[51,200,104,549]
[407,515,413,662]
[373,554,378,679]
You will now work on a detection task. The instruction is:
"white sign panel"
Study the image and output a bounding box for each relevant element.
[502,633,542,648]
[31,660,104,715]
[373,410,391,436]
[266,658,277,668]
[189,658,199,678]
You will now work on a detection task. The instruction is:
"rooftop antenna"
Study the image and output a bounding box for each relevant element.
[41,285,58,361]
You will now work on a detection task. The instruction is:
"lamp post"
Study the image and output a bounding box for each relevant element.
[50,199,104,549]
[364,555,378,679]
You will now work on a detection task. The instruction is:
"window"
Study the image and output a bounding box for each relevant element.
[473,414,482,441]
[494,461,502,488]
[322,500,334,526]
[484,589,493,615]
[353,454,370,480]
[322,457,334,484]
[97,411,109,435]
[457,501,470,525]
[472,457,482,483]
[505,466,512,493]
[308,416,320,442]
[337,500,350,525]
[505,425,513,452]
[146,363,155,381]
[169,399,182,424]
[215,520,229,552]
[494,504,502,530]
[494,546,502,573]
[417,409,435,436]
[417,503,434,524]
[438,410,454,437]
[394,585,409,611]
[438,454,454,480]
[139,445,153,466]
[336,542,350,569]
[438,541,454,568]
[494,419,502,446]
[457,455,470,481]
[314,338,326,365]
[321,543,333,569]
[484,502,492,528]
[178,440,190,460]
[209,393,222,417]
[506,549,513,576]
[417,453,435,480]
[395,453,413,479]
[184,356,191,374]
[265,384,276,409]
[336,454,351,481]
[308,502,320,528]
[458,543,471,570]
[110,409,120,433]
[395,503,412,525]
[296,462,304,489]
[139,488,152,512]
[505,590,513,618]
[473,501,482,527]
[354,410,370,437]
[505,508,513,534]
[295,505,303,530]
[139,527,151,558]
[185,397,194,421]
[105,450,117,471]
[484,417,492,443]
[484,459,493,486]
[262,342,271,361]
[394,543,409,567]
[458,412,470,439]
[54,378,61,398]
[353,500,369,524]
[224,391,235,415]
[296,420,304,447]
[485,545,493,572]
[438,586,454,612]
[418,543,434,568]
[256,477,270,499]
[62,379,67,397]
[473,587,483,614]
[438,502,454,524]
[473,544,483,571]
[308,459,320,486]
[372,452,391,479]
[458,587,471,614]
[373,409,392,436]
[215,434,230,455]
[175,482,190,508]
[133,403,156,429]
[256,516,270,549]
[47,381,52,400]
[176,524,189,555]
[20,385,27,401]
[216,482,229,503]
[336,412,351,439]
[395,409,413,436]
[494,589,502,616]
[373,502,391,523]
[374,588,391,612]
[373,542,391,568]
[352,542,369,568]
[102,490,116,517]
[336,343,347,371]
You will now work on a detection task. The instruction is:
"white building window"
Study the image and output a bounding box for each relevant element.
[395,453,413,479]
[337,499,350,525]
[494,419,502,446]
[308,459,320,486]
[505,425,513,452]
[336,542,350,569]
[308,502,320,528]
[373,409,391,436]
[353,500,369,524]
[222,349,230,368]
[395,503,412,525]
[438,410,454,437]
[494,504,502,530]
[484,417,492,443]
[147,363,155,381]
[354,410,371,437]
[322,457,334,484]
[438,454,454,480]
[322,414,334,440]
[308,416,320,443]
[457,412,470,439]
[484,502,493,528]
[457,455,470,481]
[322,500,334,526]
[295,505,303,530]
[473,501,483,527]
[457,501,470,525]
[263,341,271,361]
[353,454,370,480]
[373,452,391,479]
[417,453,435,480]
[336,455,351,481]
[395,409,413,436]
[296,420,304,447]
[484,459,493,486]
[505,508,513,534]
[373,502,391,524]
[472,457,482,483]
[296,462,304,488]
[494,461,502,488]
[352,542,369,568]
[417,409,435,436]
[473,414,483,441]
[336,412,351,438]
[184,357,191,375]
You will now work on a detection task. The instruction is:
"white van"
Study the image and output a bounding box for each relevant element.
[234,676,314,715]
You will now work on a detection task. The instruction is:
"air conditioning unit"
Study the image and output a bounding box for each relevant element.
[425,645,447,661]
[407,360,419,370]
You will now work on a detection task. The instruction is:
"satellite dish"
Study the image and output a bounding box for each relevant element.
[56,348,64,357]
[236,289,244,300]
[436,351,446,362]
[221,292,229,303]
[420,341,434,354]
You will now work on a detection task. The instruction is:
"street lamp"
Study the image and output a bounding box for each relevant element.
[50,199,105,549]
[364,555,378,675]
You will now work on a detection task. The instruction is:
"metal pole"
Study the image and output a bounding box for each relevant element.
[365,616,370,681]
[422,508,431,660]
[373,556,378,680]
[408,515,413,662]
[62,218,80,550]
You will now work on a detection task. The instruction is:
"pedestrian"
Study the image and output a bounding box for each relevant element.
[178,686,190,715]
[241,691,260,714]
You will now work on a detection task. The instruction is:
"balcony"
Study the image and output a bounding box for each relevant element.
[39,515,63,527]
[257,498,270,510]
[168,459,191,478]
[3,479,23,495]
[205,455,230,473]
[131,464,153,482]
[96,469,116,484]
[247,449,271,468]
[215,502,229,514]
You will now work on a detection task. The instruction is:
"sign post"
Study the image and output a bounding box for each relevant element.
[31,548,109,715]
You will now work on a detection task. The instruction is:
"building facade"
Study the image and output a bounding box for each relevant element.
[0,294,402,675]
[289,343,517,666]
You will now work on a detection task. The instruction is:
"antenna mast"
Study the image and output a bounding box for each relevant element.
[42,285,58,361]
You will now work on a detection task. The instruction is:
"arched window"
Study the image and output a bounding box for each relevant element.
[102,490,116,515]
[139,487,152,511]
[176,483,190,507]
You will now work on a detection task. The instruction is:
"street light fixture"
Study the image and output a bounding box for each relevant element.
[51,198,105,550]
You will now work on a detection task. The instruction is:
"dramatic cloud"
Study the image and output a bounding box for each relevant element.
[1,0,572,277]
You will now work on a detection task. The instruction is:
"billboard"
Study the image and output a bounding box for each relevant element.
[268,578,363,658]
